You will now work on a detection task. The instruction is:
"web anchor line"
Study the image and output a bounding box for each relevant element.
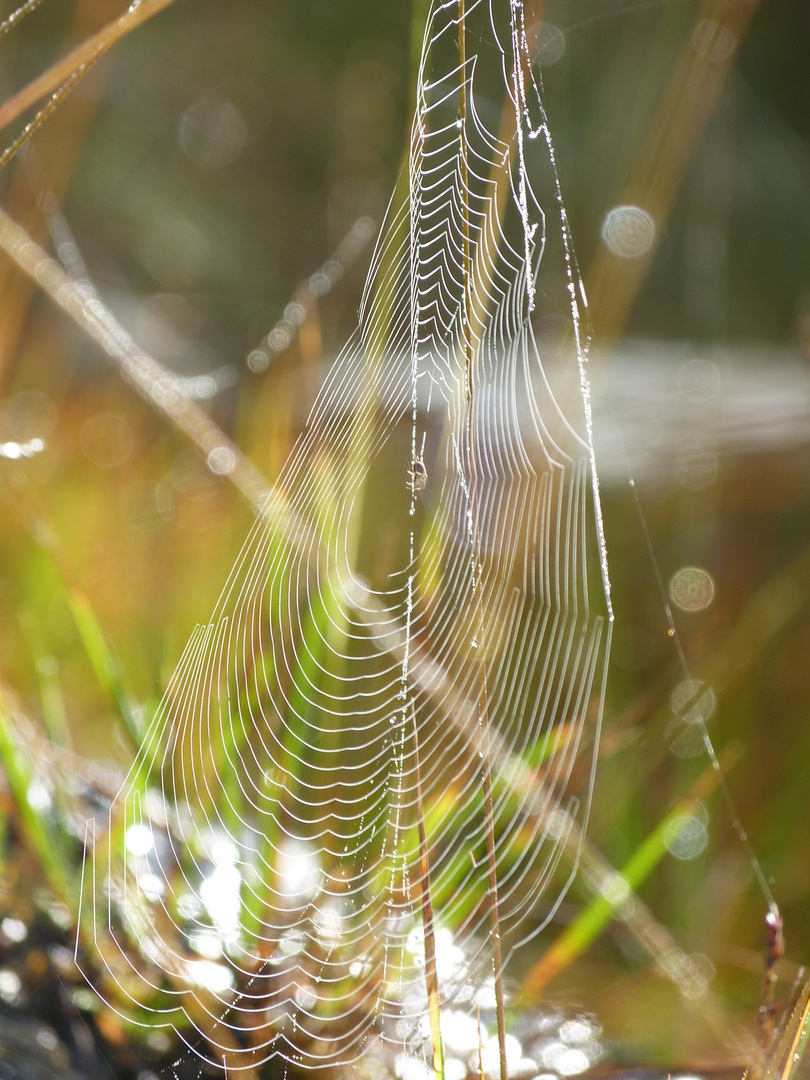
[628,474,777,915]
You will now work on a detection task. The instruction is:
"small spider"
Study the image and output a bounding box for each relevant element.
[408,458,428,492]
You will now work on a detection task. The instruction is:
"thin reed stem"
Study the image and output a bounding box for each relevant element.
[0,0,48,41]
[458,4,508,1079]
[412,702,445,1080]
[760,905,785,1055]
[0,0,179,163]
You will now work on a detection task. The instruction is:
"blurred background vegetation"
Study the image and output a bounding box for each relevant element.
[1,0,810,1074]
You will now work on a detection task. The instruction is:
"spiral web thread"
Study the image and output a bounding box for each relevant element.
[78,0,613,1070]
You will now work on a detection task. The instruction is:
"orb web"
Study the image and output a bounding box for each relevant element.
[78,0,613,1070]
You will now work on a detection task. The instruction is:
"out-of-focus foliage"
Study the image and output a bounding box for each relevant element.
[0,0,809,1074]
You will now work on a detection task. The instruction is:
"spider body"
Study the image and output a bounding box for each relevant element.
[408,459,428,492]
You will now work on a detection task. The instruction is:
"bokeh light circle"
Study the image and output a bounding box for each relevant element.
[602,205,655,258]
[670,567,715,611]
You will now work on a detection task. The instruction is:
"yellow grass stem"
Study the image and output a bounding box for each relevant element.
[765,977,810,1080]
[412,703,445,1080]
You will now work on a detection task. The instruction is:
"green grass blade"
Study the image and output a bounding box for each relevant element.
[0,704,74,904]
[68,587,141,746]
[518,750,735,1002]
[35,655,71,750]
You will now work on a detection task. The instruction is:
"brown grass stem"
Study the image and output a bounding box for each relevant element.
[0,0,48,41]
[0,2,112,394]
[759,905,785,1056]
[479,694,508,1080]
[412,702,445,1080]
[0,0,179,143]
[586,0,760,343]
[0,62,97,173]
[476,1004,485,1079]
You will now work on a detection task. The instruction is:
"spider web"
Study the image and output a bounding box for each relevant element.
[78,0,612,1070]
